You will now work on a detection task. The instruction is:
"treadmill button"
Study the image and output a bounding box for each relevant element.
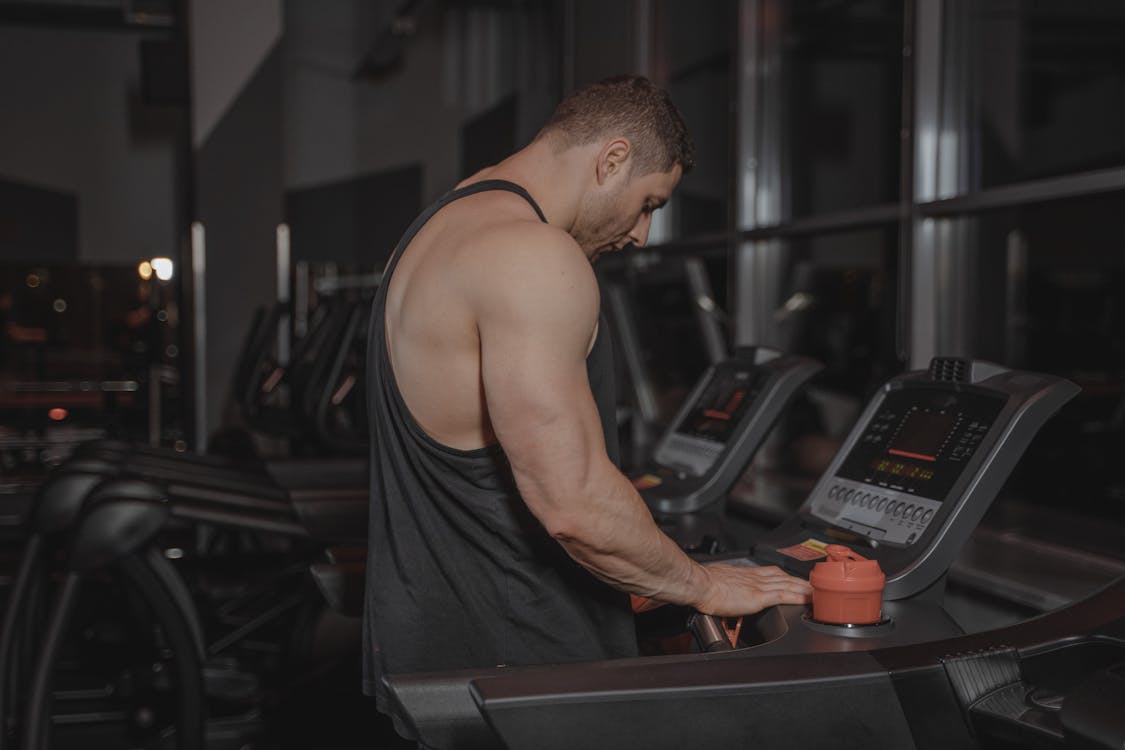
[876,497,888,511]
[905,504,915,518]
[911,507,924,521]
[892,502,903,517]
[921,509,933,524]
[844,489,855,503]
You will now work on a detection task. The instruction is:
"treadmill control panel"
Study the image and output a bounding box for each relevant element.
[654,367,771,476]
[754,359,1080,599]
[637,347,822,515]
[809,388,1005,546]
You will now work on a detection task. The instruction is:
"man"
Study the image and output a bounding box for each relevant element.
[363,75,812,711]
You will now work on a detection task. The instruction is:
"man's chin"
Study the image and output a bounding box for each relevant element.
[590,243,627,263]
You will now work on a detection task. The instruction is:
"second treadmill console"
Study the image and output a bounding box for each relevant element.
[753,358,1079,599]
[635,347,821,515]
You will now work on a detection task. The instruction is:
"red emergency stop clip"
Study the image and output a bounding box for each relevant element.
[720,616,743,647]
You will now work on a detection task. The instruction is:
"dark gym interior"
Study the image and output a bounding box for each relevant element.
[1,1,1124,748]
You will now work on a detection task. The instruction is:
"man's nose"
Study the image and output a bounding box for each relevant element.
[628,213,652,247]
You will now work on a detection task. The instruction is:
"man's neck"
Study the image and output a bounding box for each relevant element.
[462,139,593,234]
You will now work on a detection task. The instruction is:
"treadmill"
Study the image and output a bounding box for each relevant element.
[383,358,1089,749]
[631,346,821,551]
[634,346,821,514]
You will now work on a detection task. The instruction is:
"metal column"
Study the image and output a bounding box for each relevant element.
[909,0,944,368]
[190,222,207,452]
[733,0,786,348]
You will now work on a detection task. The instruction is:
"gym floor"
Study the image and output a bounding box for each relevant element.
[268,658,412,750]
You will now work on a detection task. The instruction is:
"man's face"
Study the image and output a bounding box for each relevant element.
[575,162,682,261]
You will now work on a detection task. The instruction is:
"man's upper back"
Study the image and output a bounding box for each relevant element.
[383,184,599,451]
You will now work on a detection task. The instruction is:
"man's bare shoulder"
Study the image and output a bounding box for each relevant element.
[463,219,598,311]
[478,219,584,263]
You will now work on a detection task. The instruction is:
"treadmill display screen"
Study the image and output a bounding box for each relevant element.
[672,367,769,445]
[885,410,956,462]
[836,387,1005,501]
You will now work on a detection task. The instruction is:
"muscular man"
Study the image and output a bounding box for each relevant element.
[363,76,811,710]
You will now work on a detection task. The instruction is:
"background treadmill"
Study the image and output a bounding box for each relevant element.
[633,345,821,515]
[631,346,821,552]
[384,358,1080,749]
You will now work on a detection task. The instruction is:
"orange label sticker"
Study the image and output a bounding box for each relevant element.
[632,474,663,490]
[777,538,829,561]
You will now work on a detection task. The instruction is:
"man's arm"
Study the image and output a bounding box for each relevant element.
[475,229,811,616]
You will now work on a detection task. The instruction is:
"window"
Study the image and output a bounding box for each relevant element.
[952,0,1125,188]
[939,192,1125,547]
[654,0,736,237]
[777,0,904,217]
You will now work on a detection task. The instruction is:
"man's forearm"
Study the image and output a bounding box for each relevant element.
[520,462,712,609]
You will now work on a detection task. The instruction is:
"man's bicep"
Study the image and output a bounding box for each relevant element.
[476,248,605,492]
[479,287,597,436]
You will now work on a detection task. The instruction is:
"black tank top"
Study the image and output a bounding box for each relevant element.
[362,179,636,707]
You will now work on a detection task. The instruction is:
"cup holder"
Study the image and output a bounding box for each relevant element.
[800,610,895,638]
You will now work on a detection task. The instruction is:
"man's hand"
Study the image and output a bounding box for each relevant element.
[691,564,812,617]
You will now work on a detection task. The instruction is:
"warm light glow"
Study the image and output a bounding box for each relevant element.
[48,408,68,421]
[151,257,174,281]
[26,273,40,288]
[138,260,153,280]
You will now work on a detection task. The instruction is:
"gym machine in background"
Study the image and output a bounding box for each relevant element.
[0,237,382,750]
[630,345,821,552]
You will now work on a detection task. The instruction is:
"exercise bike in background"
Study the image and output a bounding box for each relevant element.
[0,285,376,750]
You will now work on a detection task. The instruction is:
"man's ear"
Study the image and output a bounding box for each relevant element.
[595,137,632,185]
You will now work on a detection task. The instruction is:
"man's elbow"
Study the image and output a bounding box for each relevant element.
[537,504,614,555]
[509,450,617,547]
[537,505,584,543]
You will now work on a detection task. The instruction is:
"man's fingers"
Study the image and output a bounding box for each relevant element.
[693,561,820,616]
[730,567,813,593]
[759,585,813,606]
[747,566,810,584]
[746,583,813,607]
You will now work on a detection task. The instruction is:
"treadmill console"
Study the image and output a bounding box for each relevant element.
[754,358,1079,599]
[635,346,821,515]
[813,386,1004,546]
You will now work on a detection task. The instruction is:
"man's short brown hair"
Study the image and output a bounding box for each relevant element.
[538,75,695,176]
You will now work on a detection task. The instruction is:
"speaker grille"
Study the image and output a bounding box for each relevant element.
[930,358,969,383]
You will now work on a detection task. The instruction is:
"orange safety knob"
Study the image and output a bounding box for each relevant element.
[808,544,886,625]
